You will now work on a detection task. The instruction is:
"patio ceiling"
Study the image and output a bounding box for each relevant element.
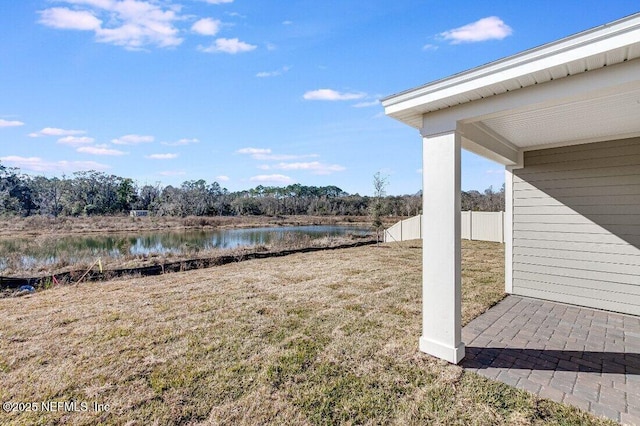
[478,83,640,149]
[382,13,640,165]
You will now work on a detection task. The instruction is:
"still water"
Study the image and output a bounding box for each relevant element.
[0,225,370,272]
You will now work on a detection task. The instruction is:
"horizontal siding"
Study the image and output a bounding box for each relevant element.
[514,194,640,207]
[514,222,640,235]
[514,271,640,297]
[515,288,640,316]
[524,143,640,166]
[514,230,640,247]
[513,238,640,256]
[515,262,639,286]
[513,254,640,274]
[512,138,640,316]
[515,205,640,216]
[514,246,640,266]
[514,213,640,225]
[514,164,640,183]
[525,138,640,158]
[516,156,640,176]
[516,279,640,307]
[514,174,640,190]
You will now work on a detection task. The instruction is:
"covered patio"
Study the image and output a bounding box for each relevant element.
[463,295,640,423]
[382,12,640,422]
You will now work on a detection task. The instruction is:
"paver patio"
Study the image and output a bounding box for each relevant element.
[462,296,640,425]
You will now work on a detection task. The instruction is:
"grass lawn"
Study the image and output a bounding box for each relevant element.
[0,240,615,425]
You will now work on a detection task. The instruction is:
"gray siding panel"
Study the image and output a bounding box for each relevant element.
[514,262,639,286]
[514,271,640,296]
[515,287,639,315]
[513,238,640,256]
[514,230,640,246]
[514,164,640,182]
[514,246,640,266]
[512,138,640,316]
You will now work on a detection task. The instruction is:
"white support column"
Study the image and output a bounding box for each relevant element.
[420,131,464,364]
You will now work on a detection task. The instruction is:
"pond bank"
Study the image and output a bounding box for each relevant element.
[1,238,378,294]
[0,215,385,238]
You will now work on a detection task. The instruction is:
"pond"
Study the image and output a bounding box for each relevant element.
[0,225,371,273]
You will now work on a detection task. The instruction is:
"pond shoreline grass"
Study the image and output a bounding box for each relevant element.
[0,214,383,238]
[0,241,615,425]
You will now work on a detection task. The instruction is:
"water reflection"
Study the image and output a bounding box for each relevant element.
[0,225,369,272]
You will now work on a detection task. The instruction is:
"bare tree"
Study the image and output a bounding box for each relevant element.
[370,172,388,244]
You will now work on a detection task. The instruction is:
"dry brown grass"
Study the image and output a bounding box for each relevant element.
[0,241,613,425]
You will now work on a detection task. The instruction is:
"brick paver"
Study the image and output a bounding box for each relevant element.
[462,296,640,425]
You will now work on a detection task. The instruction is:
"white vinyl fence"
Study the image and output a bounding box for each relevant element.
[383,214,422,243]
[384,211,505,243]
[461,211,505,243]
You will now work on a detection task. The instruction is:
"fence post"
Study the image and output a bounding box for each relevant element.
[469,210,473,241]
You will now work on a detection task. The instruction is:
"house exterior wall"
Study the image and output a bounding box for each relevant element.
[512,138,640,316]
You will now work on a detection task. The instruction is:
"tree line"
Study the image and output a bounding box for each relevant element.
[0,163,504,218]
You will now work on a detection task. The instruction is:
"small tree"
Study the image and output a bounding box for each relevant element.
[370,172,388,244]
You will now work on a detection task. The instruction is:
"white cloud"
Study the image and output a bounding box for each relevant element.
[249,174,292,184]
[352,100,380,108]
[38,1,183,50]
[237,147,271,155]
[192,18,221,36]
[422,43,438,51]
[216,175,230,182]
[0,119,25,128]
[162,138,200,146]
[58,136,95,146]
[237,147,318,161]
[440,16,512,44]
[282,20,293,25]
[198,38,257,54]
[303,89,366,101]
[256,66,290,78]
[226,11,245,18]
[0,155,110,172]
[158,170,186,176]
[38,7,102,31]
[111,134,154,145]
[77,145,127,156]
[146,153,178,159]
[204,0,234,3]
[257,154,314,161]
[272,161,346,175]
[29,127,86,137]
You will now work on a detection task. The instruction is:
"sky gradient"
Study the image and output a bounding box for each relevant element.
[1,1,639,195]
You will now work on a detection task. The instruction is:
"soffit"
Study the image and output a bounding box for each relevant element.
[480,83,640,149]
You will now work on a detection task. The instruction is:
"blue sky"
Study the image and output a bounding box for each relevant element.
[1,1,638,196]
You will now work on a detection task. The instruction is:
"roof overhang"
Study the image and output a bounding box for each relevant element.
[382,13,640,166]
